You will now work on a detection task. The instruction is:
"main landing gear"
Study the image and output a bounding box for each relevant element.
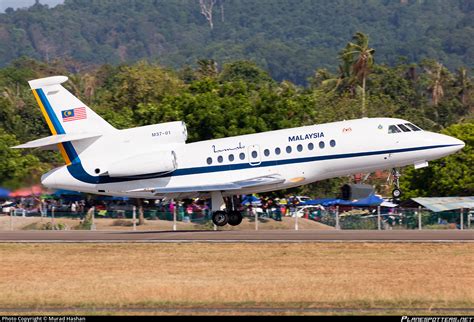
[389,168,402,199]
[210,192,243,227]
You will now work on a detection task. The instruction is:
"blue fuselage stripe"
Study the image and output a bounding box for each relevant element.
[68,143,458,185]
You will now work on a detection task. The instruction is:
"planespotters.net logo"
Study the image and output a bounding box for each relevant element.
[402,317,474,322]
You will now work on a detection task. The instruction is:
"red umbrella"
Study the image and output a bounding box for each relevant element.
[9,185,44,197]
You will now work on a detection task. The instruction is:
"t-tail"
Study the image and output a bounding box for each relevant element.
[13,76,117,165]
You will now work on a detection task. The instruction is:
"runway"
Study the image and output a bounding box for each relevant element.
[0,229,473,242]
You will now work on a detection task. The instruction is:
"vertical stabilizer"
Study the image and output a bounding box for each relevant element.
[28,76,116,135]
[28,75,116,165]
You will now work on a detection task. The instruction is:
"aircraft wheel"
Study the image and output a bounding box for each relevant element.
[212,211,228,226]
[392,188,402,199]
[228,211,243,226]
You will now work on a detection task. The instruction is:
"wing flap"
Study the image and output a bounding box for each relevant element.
[12,133,102,149]
[128,174,285,194]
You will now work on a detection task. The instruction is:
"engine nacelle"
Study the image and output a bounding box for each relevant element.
[106,150,177,177]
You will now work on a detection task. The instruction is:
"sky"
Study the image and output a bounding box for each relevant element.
[0,0,64,12]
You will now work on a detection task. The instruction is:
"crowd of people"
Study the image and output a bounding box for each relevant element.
[1,194,313,221]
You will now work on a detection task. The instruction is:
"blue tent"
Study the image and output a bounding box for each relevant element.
[53,189,83,197]
[52,189,84,201]
[241,195,261,206]
[301,194,383,207]
[301,198,336,206]
[350,194,384,207]
[0,187,11,198]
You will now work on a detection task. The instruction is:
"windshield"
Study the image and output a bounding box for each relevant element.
[405,123,422,131]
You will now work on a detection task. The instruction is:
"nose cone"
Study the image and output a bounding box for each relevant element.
[444,134,465,153]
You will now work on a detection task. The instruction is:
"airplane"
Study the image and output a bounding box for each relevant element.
[13,75,465,226]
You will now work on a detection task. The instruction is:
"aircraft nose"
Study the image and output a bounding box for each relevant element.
[436,133,465,153]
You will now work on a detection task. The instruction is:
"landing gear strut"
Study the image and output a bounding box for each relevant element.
[210,192,243,227]
[390,168,402,199]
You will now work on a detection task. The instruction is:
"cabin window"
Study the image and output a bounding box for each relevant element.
[388,125,401,134]
[308,142,314,150]
[239,152,245,160]
[264,149,270,157]
[217,156,223,163]
[319,141,325,149]
[397,124,411,132]
[251,151,258,159]
[406,123,422,131]
[275,147,281,155]
[330,140,336,147]
[286,146,292,153]
[206,157,213,165]
[297,144,303,152]
[228,154,235,162]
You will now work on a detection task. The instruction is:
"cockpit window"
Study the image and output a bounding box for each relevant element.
[388,125,401,134]
[397,124,411,132]
[405,123,422,131]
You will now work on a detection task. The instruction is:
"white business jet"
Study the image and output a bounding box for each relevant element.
[14,76,465,226]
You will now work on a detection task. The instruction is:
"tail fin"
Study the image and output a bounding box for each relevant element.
[28,75,116,165]
[28,76,115,135]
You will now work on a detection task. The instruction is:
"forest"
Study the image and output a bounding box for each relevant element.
[0,29,472,199]
[0,0,473,84]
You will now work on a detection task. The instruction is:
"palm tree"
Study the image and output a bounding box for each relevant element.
[424,61,448,107]
[340,32,375,116]
[455,67,471,106]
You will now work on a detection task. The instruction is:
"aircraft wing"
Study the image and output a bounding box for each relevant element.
[12,133,102,150]
[128,174,285,194]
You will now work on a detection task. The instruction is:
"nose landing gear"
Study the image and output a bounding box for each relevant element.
[389,168,402,199]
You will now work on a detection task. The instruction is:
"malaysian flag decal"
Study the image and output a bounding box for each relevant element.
[61,107,87,122]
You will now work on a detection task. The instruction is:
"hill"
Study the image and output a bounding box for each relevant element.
[0,0,472,84]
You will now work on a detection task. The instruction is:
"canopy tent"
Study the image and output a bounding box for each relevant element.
[53,189,83,197]
[301,194,386,207]
[9,185,44,197]
[0,187,11,198]
[241,195,261,206]
[302,198,338,206]
[52,189,85,201]
[412,197,474,212]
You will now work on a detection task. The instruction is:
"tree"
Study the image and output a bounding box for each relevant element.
[0,130,42,188]
[423,60,450,107]
[340,32,375,116]
[199,0,217,30]
[455,67,471,106]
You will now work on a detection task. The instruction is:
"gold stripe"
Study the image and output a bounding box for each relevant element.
[58,143,71,165]
[32,89,71,165]
[32,89,56,135]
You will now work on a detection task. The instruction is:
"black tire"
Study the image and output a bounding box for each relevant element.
[392,188,402,199]
[212,210,228,226]
[228,211,243,226]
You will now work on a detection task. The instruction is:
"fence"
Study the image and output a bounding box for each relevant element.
[0,205,472,231]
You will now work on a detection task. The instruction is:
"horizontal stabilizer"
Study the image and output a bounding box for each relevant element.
[128,174,285,194]
[12,133,102,149]
[28,76,68,89]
